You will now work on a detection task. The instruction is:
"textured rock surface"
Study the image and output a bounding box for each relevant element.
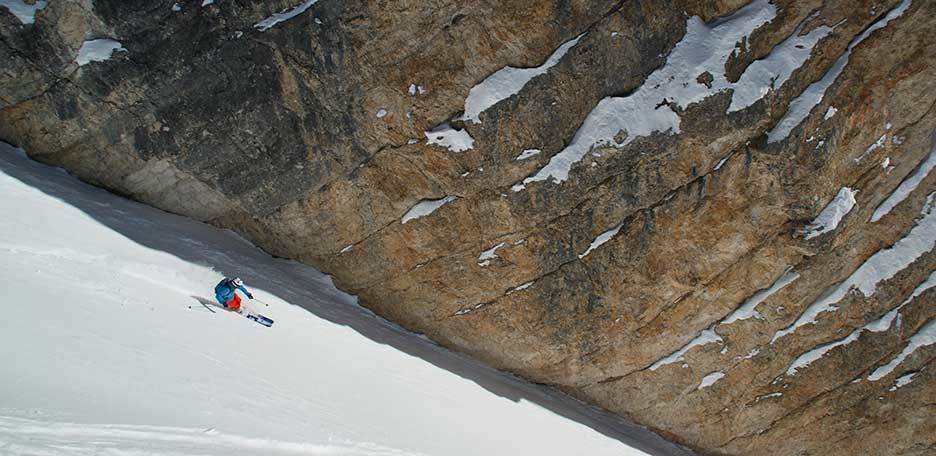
[3,0,935,454]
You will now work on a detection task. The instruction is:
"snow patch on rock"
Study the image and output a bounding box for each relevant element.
[255,0,320,31]
[506,281,535,295]
[425,124,475,153]
[477,242,505,267]
[517,0,795,188]
[650,329,723,371]
[0,0,47,24]
[869,318,936,381]
[578,224,622,259]
[786,269,935,377]
[401,196,457,224]
[724,268,800,324]
[786,331,861,376]
[871,132,936,222]
[767,0,911,143]
[462,35,583,124]
[516,0,839,190]
[728,23,832,112]
[76,39,126,66]
[697,371,725,390]
[773,193,936,343]
[804,187,857,239]
[890,372,916,390]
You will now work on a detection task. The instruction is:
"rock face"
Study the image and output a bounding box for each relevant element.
[3,0,936,454]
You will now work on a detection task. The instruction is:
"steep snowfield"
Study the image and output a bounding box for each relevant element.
[0,143,689,456]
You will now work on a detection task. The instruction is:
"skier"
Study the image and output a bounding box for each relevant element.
[214,277,254,312]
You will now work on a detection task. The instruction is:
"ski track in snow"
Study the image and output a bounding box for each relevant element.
[0,142,687,456]
[0,414,421,456]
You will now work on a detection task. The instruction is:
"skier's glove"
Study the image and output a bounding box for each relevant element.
[247,292,254,299]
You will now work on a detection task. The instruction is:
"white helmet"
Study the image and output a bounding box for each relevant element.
[232,277,244,287]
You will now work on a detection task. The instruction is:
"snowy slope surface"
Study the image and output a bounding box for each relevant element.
[0,143,690,456]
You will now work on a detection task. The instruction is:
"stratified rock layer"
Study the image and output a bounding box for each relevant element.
[2,1,935,454]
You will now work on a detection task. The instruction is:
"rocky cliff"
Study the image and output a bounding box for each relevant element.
[2,0,935,454]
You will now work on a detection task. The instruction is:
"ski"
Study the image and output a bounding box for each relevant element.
[200,300,217,313]
[246,313,274,327]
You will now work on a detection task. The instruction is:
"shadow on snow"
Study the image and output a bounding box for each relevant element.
[0,145,694,456]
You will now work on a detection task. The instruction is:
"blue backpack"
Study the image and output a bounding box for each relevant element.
[214,278,236,305]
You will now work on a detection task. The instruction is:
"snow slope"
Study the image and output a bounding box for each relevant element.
[0,143,690,456]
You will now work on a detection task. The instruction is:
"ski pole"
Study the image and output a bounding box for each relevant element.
[253,297,271,307]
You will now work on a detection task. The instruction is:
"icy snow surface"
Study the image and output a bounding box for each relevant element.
[424,124,475,153]
[255,0,320,31]
[804,187,857,239]
[517,0,835,188]
[697,372,725,390]
[400,196,457,224]
[773,191,936,343]
[0,0,46,23]
[0,143,691,456]
[462,35,583,123]
[767,0,912,143]
[723,268,800,324]
[871,132,936,222]
[76,39,126,66]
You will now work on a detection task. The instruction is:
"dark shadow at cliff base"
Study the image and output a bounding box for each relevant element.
[0,146,696,456]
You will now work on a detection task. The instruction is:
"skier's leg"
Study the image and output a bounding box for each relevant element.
[227,294,242,313]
